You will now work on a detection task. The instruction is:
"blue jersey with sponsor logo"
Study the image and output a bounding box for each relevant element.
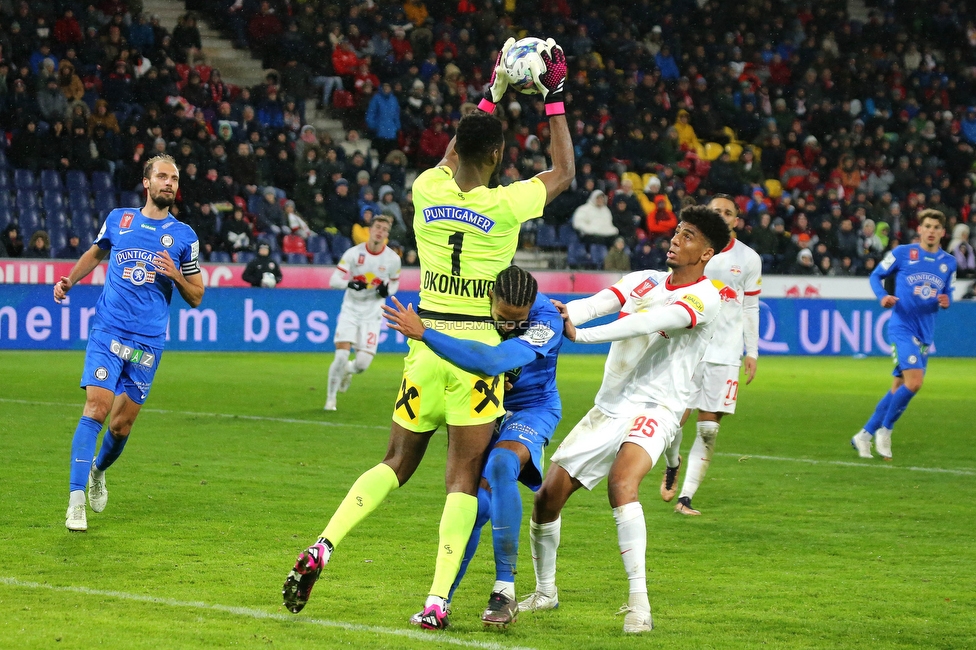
[870,244,956,344]
[92,207,200,344]
[503,293,563,412]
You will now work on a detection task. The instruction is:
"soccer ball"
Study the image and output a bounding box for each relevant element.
[261,272,277,288]
[503,37,547,95]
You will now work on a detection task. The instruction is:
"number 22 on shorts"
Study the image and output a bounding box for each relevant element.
[629,415,657,438]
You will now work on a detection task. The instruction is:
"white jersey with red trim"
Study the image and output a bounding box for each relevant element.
[594,270,726,418]
[336,243,402,317]
[700,238,762,366]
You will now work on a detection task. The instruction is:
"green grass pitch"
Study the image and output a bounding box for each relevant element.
[1,351,974,649]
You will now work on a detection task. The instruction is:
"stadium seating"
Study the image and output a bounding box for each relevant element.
[535,224,558,250]
[567,242,591,269]
[330,235,353,261]
[65,170,89,194]
[43,191,64,213]
[0,204,13,228]
[209,251,231,263]
[68,192,91,212]
[0,171,10,190]
[72,212,96,242]
[14,169,36,191]
[15,190,37,210]
[286,253,309,264]
[306,234,329,253]
[256,235,279,252]
[0,149,7,170]
[90,171,114,193]
[47,210,69,234]
[558,223,579,248]
[49,229,68,253]
[236,251,255,263]
[312,251,333,265]
[40,170,62,192]
[93,192,118,214]
[589,243,608,268]
[119,191,142,208]
[18,209,43,236]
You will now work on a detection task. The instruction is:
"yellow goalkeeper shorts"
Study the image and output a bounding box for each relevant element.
[392,315,504,432]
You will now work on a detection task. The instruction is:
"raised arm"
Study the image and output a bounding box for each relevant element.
[530,41,574,205]
[53,244,109,303]
[424,330,537,376]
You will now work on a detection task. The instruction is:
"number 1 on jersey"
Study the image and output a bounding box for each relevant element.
[449,231,464,276]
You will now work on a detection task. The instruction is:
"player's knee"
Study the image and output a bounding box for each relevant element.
[352,352,373,374]
[904,377,923,393]
[83,400,111,423]
[485,448,521,487]
[108,421,133,438]
[607,476,640,508]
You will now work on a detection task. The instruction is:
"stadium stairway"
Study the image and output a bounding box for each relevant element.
[142,0,349,147]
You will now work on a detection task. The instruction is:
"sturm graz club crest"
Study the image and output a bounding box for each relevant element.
[94,367,109,381]
[160,234,175,248]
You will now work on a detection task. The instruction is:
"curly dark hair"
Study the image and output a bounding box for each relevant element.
[679,205,731,252]
[455,112,504,167]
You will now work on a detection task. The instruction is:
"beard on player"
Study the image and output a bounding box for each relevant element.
[149,185,176,209]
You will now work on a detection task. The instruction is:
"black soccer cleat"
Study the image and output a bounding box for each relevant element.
[660,455,682,502]
[282,540,331,613]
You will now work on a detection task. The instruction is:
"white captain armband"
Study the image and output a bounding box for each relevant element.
[181,241,201,276]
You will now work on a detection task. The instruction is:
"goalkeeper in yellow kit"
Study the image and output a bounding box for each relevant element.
[283,38,575,629]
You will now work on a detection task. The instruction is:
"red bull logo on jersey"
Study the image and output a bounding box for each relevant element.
[719,286,739,303]
[422,206,496,233]
[120,212,135,228]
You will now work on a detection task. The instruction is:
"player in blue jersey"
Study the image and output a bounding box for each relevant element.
[852,209,956,461]
[53,155,204,532]
[383,266,563,628]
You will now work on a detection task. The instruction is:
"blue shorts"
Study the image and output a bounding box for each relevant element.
[890,331,929,377]
[487,407,561,492]
[81,329,164,405]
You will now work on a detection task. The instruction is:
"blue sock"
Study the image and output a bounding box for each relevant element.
[882,385,916,429]
[484,448,523,583]
[448,486,491,603]
[94,430,129,472]
[69,416,104,492]
[863,390,895,435]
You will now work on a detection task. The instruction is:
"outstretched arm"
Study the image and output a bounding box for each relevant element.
[53,244,109,303]
[383,297,536,375]
[570,304,693,344]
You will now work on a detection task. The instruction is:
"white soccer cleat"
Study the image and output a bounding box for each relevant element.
[851,430,873,459]
[338,373,352,393]
[616,604,653,633]
[323,398,337,411]
[88,464,108,513]
[874,426,893,460]
[518,589,559,612]
[66,504,87,531]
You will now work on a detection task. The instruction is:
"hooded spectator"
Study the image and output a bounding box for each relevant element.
[24,230,51,259]
[603,237,631,272]
[56,232,85,259]
[573,190,618,245]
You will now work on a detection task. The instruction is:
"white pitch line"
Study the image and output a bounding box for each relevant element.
[5,397,974,475]
[716,452,976,476]
[0,577,537,650]
[0,397,388,431]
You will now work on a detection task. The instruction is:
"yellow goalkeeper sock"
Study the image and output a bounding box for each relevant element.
[320,463,399,547]
[428,492,479,598]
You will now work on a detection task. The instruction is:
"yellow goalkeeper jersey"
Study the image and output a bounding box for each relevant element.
[413,166,547,317]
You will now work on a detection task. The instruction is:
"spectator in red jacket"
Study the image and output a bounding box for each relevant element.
[54,9,84,46]
[645,196,677,239]
[418,118,450,168]
[332,39,362,82]
[433,31,457,61]
[390,27,412,62]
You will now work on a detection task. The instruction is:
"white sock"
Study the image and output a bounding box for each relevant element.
[425,594,446,609]
[494,580,515,599]
[679,421,719,501]
[665,425,683,468]
[91,464,104,479]
[529,517,560,596]
[612,502,647,599]
[69,490,85,507]
[327,349,350,400]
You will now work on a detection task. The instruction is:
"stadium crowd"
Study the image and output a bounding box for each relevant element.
[2,0,976,279]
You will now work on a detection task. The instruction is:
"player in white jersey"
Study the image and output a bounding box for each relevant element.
[518,206,734,633]
[324,215,401,411]
[666,195,762,516]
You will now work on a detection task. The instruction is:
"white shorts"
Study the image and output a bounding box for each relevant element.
[550,405,679,490]
[689,362,741,414]
[334,308,382,354]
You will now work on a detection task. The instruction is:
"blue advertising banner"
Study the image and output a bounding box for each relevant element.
[1,286,974,356]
